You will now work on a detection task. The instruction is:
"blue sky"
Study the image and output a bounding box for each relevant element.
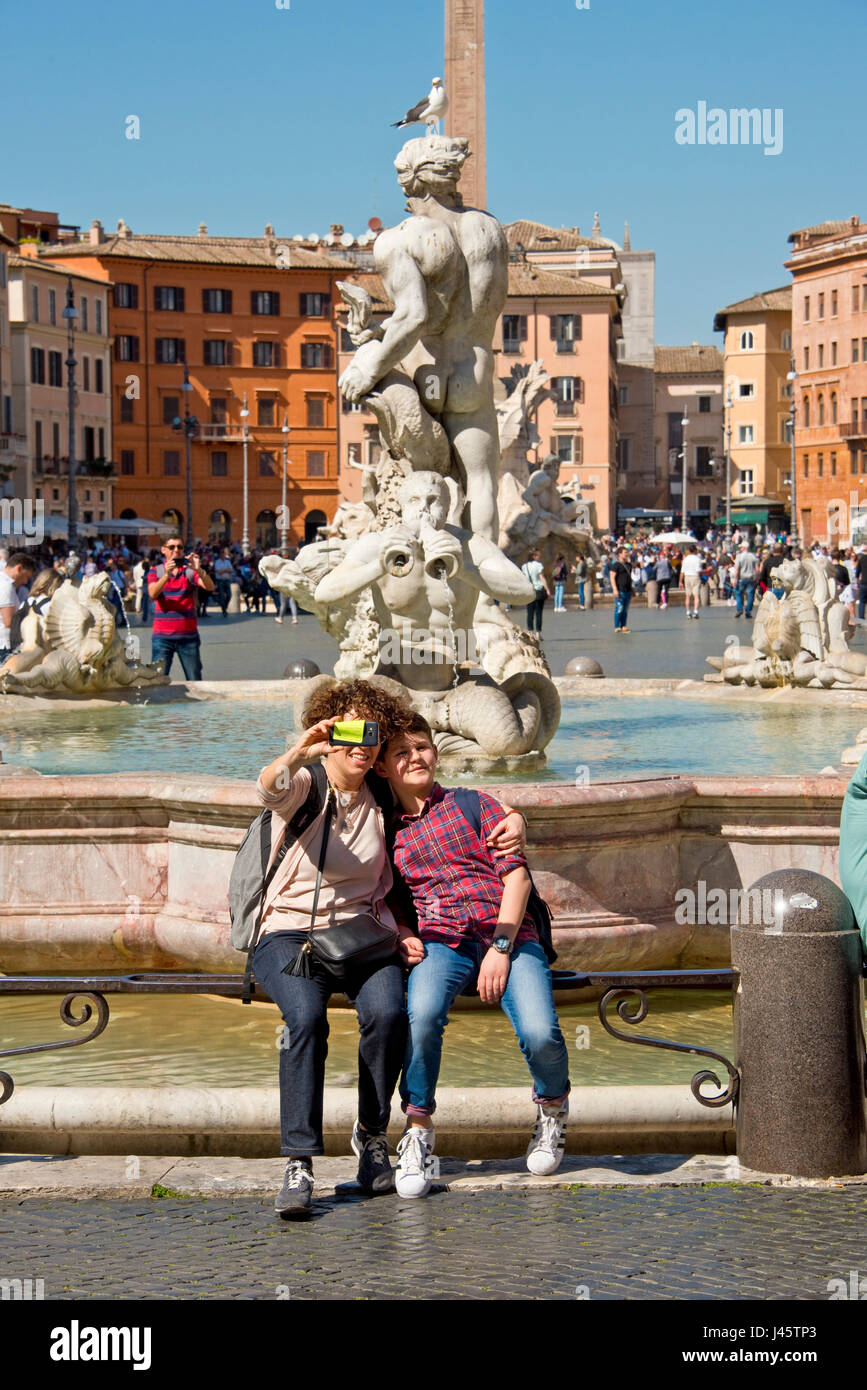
[3,0,863,343]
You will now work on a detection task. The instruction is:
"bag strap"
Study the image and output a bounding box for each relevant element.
[308,783,335,930]
[241,762,329,1004]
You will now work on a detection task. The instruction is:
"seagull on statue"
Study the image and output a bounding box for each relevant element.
[392,78,448,135]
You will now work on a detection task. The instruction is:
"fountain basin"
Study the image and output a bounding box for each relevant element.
[0,762,848,974]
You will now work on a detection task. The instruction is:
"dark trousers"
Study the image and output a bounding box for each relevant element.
[858,585,867,620]
[215,579,231,615]
[526,589,546,632]
[252,930,407,1156]
[151,634,202,681]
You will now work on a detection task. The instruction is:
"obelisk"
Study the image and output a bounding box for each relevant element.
[444,0,486,210]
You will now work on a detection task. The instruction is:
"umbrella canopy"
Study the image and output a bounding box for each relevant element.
[93,519,175,536]
[650,530,696,544]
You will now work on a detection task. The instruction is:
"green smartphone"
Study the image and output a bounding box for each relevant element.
[329,720,380,747]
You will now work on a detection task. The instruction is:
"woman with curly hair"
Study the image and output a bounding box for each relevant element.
[251,679,414,1218]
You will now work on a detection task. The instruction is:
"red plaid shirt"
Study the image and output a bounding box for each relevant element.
[391,783,537,949]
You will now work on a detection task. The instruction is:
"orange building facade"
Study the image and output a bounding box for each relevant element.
[785,217,867,546]
[42,223,345,548]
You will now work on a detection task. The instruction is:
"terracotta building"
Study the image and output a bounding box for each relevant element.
[42,221,346,547]
[713,287,793,533]
[653,345,724,530]
[7,252,113,526]
[0,229,23,488]
[784,217,867,546]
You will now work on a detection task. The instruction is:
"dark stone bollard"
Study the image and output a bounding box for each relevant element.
[700,581,711,607]
[732,868,867,1177]
[283,659,321,679]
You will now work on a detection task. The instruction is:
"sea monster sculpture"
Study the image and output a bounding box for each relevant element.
[706,556,867,688]
[0,574,168,695]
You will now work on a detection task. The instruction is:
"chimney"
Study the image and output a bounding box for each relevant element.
[197,222,208,237]
[116,219,132,239]
[90,219,104,245]
[330,224,344,238]
[623,220,631,251]
[592,211,601,237]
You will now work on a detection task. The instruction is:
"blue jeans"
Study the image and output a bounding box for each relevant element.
[614,590,631,630]
[735,578,756,618]
[578,580,585,606]
[253,930,406,1155]
[554,582,565,608]
[401,939,570,1116]
[151,633,202,680]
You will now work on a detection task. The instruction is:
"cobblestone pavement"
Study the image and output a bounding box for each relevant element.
[3,1185,867,1300]
[138,601,772,682]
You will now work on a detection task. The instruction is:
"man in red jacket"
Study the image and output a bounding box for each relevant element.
[147,534,215,680]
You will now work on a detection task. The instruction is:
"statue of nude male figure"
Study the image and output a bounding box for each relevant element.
[338,136,508,542]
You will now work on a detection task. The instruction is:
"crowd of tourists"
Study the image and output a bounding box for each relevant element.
[519,528,867,634]
[0,534,300,677]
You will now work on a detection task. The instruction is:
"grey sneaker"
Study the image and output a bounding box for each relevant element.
[275,1158,314,1219]
[351,1121,394,1194]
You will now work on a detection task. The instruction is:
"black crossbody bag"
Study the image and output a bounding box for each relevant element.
[284,783,399,980]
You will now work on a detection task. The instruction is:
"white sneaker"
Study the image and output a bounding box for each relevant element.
[395,1125,436,1198]
[526,1101,568,1176]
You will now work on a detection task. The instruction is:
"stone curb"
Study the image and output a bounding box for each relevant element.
[2,1152,867,1200]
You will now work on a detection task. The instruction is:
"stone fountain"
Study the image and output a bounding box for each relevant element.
[261,134,592,769]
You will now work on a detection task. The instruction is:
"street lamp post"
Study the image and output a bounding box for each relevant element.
[62,279,79,549]
[725,387,733,545]
[240,393,250,555]
[171,365,198,550]
[787,363,798,549]
[681,411,690,531]
[280,414,290,550]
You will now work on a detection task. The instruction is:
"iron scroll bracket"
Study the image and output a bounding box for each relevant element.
[0,992,110,1107]
[598,986,740,1109]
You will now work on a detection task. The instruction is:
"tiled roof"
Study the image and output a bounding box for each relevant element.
[654,345,723,375]
[38,233,345,271]
[507,265,617,298]
[713,286,791,332]
[9,252,109,285]
[335,272,392,313]
[788,219,861,246]
[504,220,611,253]
[332,265,612,310]
[715,286,791,317]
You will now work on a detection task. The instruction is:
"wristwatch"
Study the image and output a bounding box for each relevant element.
[492,935,513,955]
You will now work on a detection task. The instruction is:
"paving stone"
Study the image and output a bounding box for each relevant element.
[1,1187,866,1299]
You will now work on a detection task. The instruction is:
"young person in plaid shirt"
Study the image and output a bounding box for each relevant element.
[376,713,570,1198]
